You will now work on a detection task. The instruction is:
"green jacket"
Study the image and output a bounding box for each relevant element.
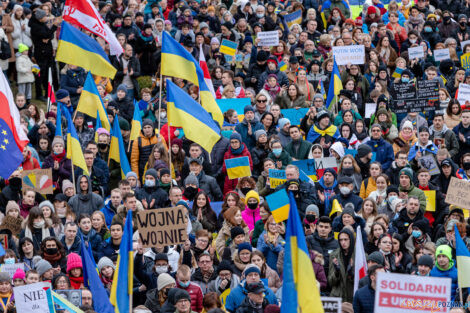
[285,139,312,160]
[399,184,427,212]
[268,150,292,170]
[251,219,266,248]
[328,248,355,302]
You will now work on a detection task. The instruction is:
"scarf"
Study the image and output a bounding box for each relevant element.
[400,130,413,141]
[51,150,66,162]
[0,291,12,311]
[24,226,50,243]
[354,127,368,141]
[43,251,63,263]
[309,123,340,143]
[101,274,113,288]
[318,176,338,215]
[202,267,214,282]
[263,82,281,99]
[230,143,245,155]
[140,31,154,42]
[69,275,84,289]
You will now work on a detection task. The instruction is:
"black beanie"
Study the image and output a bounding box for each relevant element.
[231,226,245,239]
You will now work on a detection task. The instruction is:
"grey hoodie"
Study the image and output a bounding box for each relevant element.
[68,175,104,216]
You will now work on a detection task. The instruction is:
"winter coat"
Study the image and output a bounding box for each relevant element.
[267,150,291,170]
[111,96,134,122]
[359,177,377,199]
[234,296,269,313]
[224,280,278,313]
[366,138,395,171]
[257,69,289,91]
[60,67,87,103]
[257,231,284,274]
[60,236,81,255]
[210,137,229,177]
[197,171,223,202]
[241,205,261,232]
[131,132,167,179]
[222,144,253,194]
[392,205,428,237]
[453,122,470,160]
[328,246,355,302]
[430,126,459,159]
[274,93,307,109]
[399,184,427,212]
[244,62,267,91]
[68,175,105,216]
[135,184,168,209]
[251,145,270,178]
[274,181,318,219]
[306,232,338,275]
[112,54,141,98]
[15,54,34,84]
[176,282,203,312]
[234,118,264,150]
[42,154,72,193]
[191,267,218,295]
[215,221,250,257]
[353,282,376,313]
[29,15,56,61]
[144,288,162,313]
[331,192,363,213]
[11,15,31,49]
[430,262,458,300]
[285,139,312,160]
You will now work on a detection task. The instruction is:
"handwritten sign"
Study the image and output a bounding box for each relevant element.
[281,108,308,126]
[457,83,470,106]
[433,48,450,62]
[14,282,55,313]
[332,45,365,65]
[257,31,279,47]
[365,102,376,118]
[292,157,337,181]
[408,46,424,59]
[21,168,53,194]
[269,169,286,189]
[418,155,440,175]
[445,177,470,210]
[390,81,439,114]
[1,263,24,278]
[136,207,188,248]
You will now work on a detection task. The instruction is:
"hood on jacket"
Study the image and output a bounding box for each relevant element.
[76,175,92,195]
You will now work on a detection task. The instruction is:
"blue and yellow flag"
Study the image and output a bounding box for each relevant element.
[109,116,132,179]
[219,39,238,56]
[266,189,290,223]
[225,156,251,179]
[130,103,143,142]
[62,106,89,176]
[166,79,221,153]
[56,21,116,78]
[325,58,342,111]
[94,110,102,142]
[110,210,134,313]
[456,225,470,288]
[278,61,288,72]
[281,192,324,313]
[284,10,302,28]
[161,32,224,127]
[76,72,111,131]
[319,80,326,99]
[55,102,62,137]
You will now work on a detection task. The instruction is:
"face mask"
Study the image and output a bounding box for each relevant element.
[45,248,58,255]
[4,258,14,265]
[402,77,410,83]
[98,143,108,150]
[33,220,45,229]
[179,281,190,288]
[247,202,258,210]
[464,162,470,170]
[9,177,22,189]
[388,195,398,204]
[155,266,168,274]
[424,26,432,32]
[342,167,354,175]
[53,151,62,155]
[409,39,417,44]
[160,112,167,119]
[241,187,252,195]
[184,186,198,199]
[272,148,282,157]
[256,13,264,18]
[443,15,451,22]
[460,21,467,27]
[339,186,351,195]
[306,214,316,223]
[290,189,299,197]
[412,230,422,238]
[145,180,156,187]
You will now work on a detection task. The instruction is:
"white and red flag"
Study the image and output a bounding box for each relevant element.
[199,44,216,98]
[47,68,55,112]
[354,225,368,294]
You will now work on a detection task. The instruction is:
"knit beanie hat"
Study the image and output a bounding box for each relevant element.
[160,168,171,177]
[305,204,319,217]
[126,171,138,180]
[367,251,385,266]
[52,136,65,148]
[278,118,290,129]
[145,168,159,181]
[254,129,267,141]
[436,245,452,262]
[231,226,245,239]
[357,144,372,158]
[35,8,46,20]
[174,289,191,303]
[418,255,434,268]
[243,264,261,276]
[5,201,19,214]
[98,256,115,272]
[401,120,413,131]
[0,272,10,284]
[62,179,74,192]
[230,132,242,143]
[154,253,169,262]
[55,89,70,100]
[142,119,154,128]
[157,273,176,291]
[36,259,53,276]
[12,268,25,281]
[184,173,199,188]
[238,242,252,253]
[244,105,254,114]
[117,84,127,93]
[217,260,233,274]
[386,185,399,196]
[66,253,83,273]
[119,117,130,131]
[399,167,413,181]
[18,43,29,53]
[39,200,55,214]
[244,190,260,205]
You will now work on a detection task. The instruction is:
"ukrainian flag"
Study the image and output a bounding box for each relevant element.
[219,39,238,56]
[110,210,134,313]
[278,61,288,72]
[166,79,221,153]
[225,156,251,179]
[455,225,470,288]
[325,58,342,111]
[392,67,404,79]
[109,116,132,179]
[319,80,326,99]
[56,22,117,78]
[94,110,102,142]
[130,103,143,142]
[76,72,111,131]
[329,198,343,218]
[161,32,224,127]
[266,189,290,223]
[282,192,324,313]
[284,10,302,28]
[55,102,62,137]
[62,106,89,176]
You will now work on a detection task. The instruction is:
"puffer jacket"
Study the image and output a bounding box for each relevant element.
[130,132,167,179]
[222,144,253,194]
[16,54,34,84]
[176,282,203,312]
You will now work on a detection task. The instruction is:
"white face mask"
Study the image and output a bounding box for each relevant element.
[155,265,168,274]
[33,220,45,229]
[339,186,351,195]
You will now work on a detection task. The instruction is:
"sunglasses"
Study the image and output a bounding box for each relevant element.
[257,99,267,103]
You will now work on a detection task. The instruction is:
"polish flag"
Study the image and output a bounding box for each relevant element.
[354,225,368,294]
[47,68,55,112]
[199,44,216,98]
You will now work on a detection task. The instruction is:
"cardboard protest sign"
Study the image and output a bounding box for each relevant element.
[433,48,450,61]
[457,83,470,107]
[136,207,188,248]
[390,81,439,114]
[21,168,53,194]
[14,282,55,313]
[374,272,451,313]
[257,31,279,47]
[1,263,24,278]
[268,169,286,189]
[332,45,365,65]
[445,177,470,210]
[408,46,424,59]
[281,108,308,125]
[424,190,436,212]
[462,53,470,70]
[321,297,342,313]
[292,157,337,181]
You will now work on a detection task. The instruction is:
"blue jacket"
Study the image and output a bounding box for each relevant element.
[256,231,284,273]
[353,283,375,313]
[225,280,278,313]
[366,138,395,171]
[430,262,458,300]
[234,118,264,150]
[59,67,86,101]
[101,200,120,228]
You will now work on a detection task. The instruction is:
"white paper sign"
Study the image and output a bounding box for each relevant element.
[321,296,342,313]
[332,45,365,65]
[461,40,470,50]
[457,83,470,106]
[374,272,451,313]
[1,263,24,278]
[14,282,53,313]
[433,48,450,61]
[365,102,376,118]
[257,31,279,47]
[408,46,425,59]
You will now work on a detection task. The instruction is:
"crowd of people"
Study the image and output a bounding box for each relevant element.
[4,0,470,312]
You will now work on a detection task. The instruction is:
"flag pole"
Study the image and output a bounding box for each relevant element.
[158,67,163,131]
[168,106,173,186]
[71,152,76,189]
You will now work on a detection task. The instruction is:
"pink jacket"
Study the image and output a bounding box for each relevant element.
[241,205,261,231]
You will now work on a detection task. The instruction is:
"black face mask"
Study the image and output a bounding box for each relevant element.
[443,15,451,22]
[183,186,198,200]
[9,177,22,189]
[247,202,258,210]
[463,162,470,170]
[98,143,108,150]
[290,189,300,197]
[241,187,252,195]
[460,21,467,27]
[306,214,316,223]
[164,288,170,297]
[45,248,58,255]
[342,167,354,176]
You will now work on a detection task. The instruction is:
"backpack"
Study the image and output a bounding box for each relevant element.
[0,38,11,60]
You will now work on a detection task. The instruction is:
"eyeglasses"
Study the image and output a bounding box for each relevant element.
[257,99,267,103]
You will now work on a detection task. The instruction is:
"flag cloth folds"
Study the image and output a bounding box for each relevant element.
[329,198,342,217]
[130,104,143,142]
[225,156,251,179]
[354,225,368,293]
[80,234,114,313]
[166,79,221,153]
[94,110,102,142]
[199,44,216,97]
[325,58,342,111]
[281,192,324,313]
[56,21,117,78]
[0,71,28,178]
[55,103,62,137]
[47,67,55,112]
[265,189,290,223]
[63,106,89,176]
[76,72,111,130]
[161,32,223,126]
[284,10,302,28]
[53,291,85,313]
[63,0,123,56]
[109,116,132,179]
[110,210,134,313]
[455,224,470,288]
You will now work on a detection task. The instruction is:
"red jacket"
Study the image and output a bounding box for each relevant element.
[21,151,40,170]
[177,282,203,312]
[221,144,253,194]
[160,123,180,144]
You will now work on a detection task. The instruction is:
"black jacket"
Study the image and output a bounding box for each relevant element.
[135,185,169,209]
[306,231,338,275]
[112,55,141,99]
[275,180,318,219]
[111,97,134,122]
[29,15,57,61]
